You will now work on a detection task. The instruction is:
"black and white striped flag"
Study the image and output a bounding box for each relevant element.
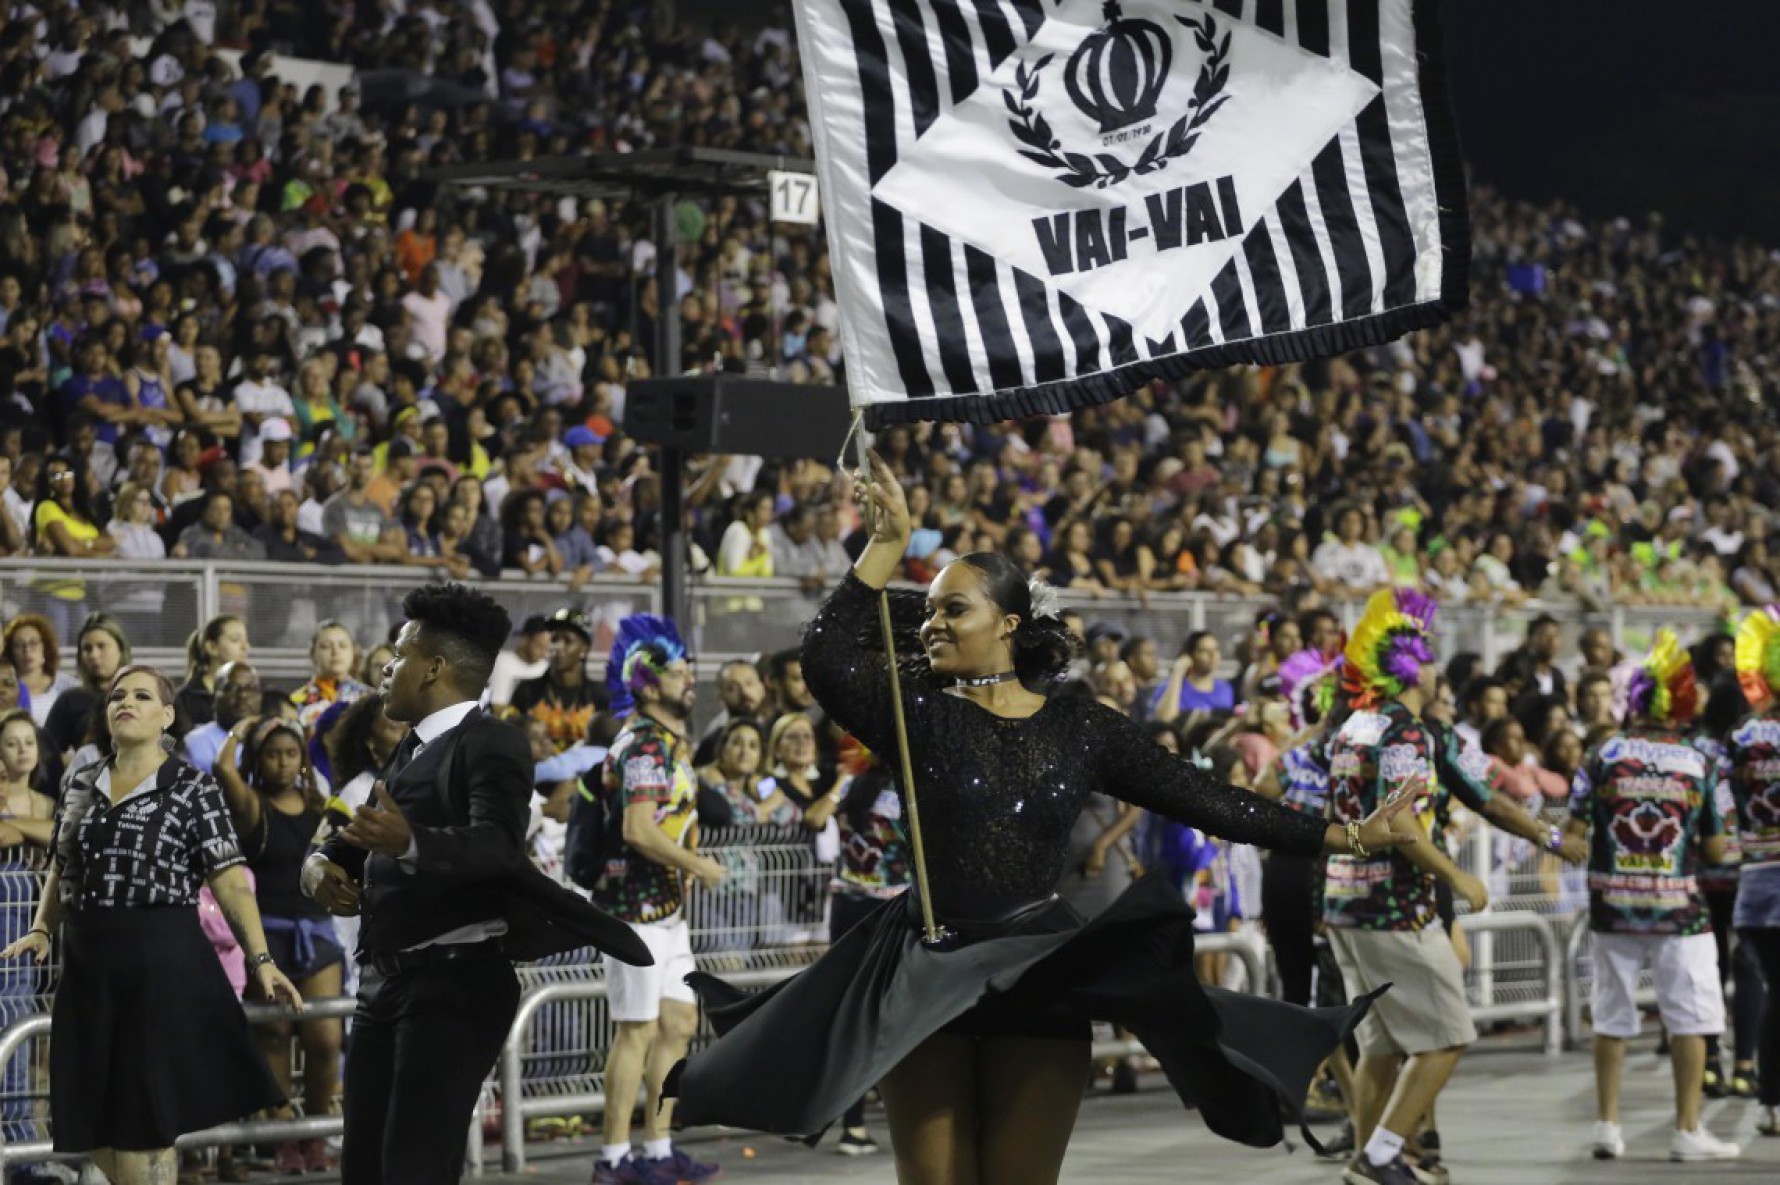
[793,0,1469,427]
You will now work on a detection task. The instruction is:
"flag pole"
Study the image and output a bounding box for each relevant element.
[849,418,949,946]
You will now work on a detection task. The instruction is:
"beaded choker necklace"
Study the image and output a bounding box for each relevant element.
[953,670,1020,688]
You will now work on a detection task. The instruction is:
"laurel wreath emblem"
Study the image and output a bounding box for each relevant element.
[1004,13,1233,190]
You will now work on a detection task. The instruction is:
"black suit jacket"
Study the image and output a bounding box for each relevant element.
[318,708,650,966]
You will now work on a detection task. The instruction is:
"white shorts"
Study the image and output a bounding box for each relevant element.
[604,915,696,1023]
[1589,931,1724,1039]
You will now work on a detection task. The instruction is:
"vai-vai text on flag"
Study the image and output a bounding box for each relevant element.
[793,0,1470,426]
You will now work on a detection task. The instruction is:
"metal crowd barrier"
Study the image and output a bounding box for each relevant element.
[495,929,1273,1174]
[498,965,792,1174]
[1454,911,1565,1055]
[0,999,367,1168]
[0,823,1590,1170]
[2,557,1724,688]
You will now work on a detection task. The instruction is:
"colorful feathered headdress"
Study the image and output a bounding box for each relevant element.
[1736,606,1780,710]
[1279,646,1343,730]
[1343,589,1437,709]
[604,614,687,717]
[1624,629,1698,725]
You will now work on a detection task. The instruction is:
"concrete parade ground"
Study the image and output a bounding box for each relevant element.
[436,1033,1779,1185]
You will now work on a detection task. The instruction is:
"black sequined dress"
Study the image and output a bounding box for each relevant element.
[668,574,1377,1150]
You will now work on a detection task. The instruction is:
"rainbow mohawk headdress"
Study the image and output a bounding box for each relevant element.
[1278,647,1343,730]
[1737,606,1780,709]
[604,614,687,717]
[1624,629,1698,725]
[1343,589,1437,709]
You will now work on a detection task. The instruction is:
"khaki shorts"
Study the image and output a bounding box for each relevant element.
[1330,926,1475,1057]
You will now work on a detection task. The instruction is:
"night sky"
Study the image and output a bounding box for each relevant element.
[1439,1,1780,242]
[733,1,1780,241]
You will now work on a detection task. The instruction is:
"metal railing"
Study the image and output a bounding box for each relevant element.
[498,964,793,1174]
[688,575,1725,674]
[494,929,1273,1174]
[0,998,363,1167]
[0,558,663,685]
[0,821,1634,1170]
[1454,911,1565,1054]
[3,559,1725,693]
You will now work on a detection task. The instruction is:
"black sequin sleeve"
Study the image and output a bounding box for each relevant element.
[1088,702,1329,856]
[800,572,933,757]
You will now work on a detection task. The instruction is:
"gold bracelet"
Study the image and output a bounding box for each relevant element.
[1345,819,1368,859]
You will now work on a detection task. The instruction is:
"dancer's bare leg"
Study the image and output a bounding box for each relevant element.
[976,1035,1090,1185]
[881,1033,982,1185]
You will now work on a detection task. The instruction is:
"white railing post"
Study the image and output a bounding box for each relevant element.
[1469,819,1495,1009]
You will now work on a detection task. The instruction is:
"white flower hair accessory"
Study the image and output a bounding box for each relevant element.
[1027,577,1063,621]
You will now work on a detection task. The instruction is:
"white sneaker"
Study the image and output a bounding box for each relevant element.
[1670,1126,1740,1162]
[1592,1120,1625,1160]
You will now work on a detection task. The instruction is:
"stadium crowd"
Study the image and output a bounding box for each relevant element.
[0,2,1774,628]
[0,0,1778,1179]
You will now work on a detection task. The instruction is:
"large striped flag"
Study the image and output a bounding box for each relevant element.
[794,0,1469,427]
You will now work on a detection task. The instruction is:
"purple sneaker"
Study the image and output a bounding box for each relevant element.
[590,1153,677,1185]
[648,1146,724,1183]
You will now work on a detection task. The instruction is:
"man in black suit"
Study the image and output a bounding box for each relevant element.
[301,583,647,1185]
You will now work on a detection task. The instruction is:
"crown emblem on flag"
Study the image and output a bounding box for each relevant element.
[1006,8,1232,191]
[1065,1,1172,134]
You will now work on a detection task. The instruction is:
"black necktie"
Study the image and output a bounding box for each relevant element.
[388,731,422,778]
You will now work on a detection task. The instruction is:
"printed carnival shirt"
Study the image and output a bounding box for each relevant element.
[1277,739,1331,819]
[1428,718,1497,846]
[593,716,698,924]
[1570,727,1728,936]
[1724,713,1780,871]
[1322,702,1489,931]
[1690,733,1742,891]
[833,780,912,900]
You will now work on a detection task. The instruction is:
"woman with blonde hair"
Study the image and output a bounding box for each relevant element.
[104,480,167,640]
[289,621,371,735]
[764,712,842,833]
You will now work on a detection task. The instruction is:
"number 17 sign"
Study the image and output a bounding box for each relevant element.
[768,170,820,226]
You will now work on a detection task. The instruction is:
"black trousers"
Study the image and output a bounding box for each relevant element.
[1741,929,1780,1106]
[341,953,520,1185]
[1705,887,1766,1064]
[1262,852,1319,1008]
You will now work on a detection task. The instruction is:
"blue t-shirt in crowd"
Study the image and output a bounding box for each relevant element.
[1153,678,1236,715]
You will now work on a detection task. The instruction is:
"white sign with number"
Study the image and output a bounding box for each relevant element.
[768,170,820,225]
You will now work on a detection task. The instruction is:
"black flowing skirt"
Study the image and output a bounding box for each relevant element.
[52,906,285,1152]
[670,876,1378,1153]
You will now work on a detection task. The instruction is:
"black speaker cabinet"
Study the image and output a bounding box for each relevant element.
[626,377,853,460]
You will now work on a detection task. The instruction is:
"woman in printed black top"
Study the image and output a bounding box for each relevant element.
[216,715,346,1175]
[670,454,1420,1184]
[1,665,299,1185]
